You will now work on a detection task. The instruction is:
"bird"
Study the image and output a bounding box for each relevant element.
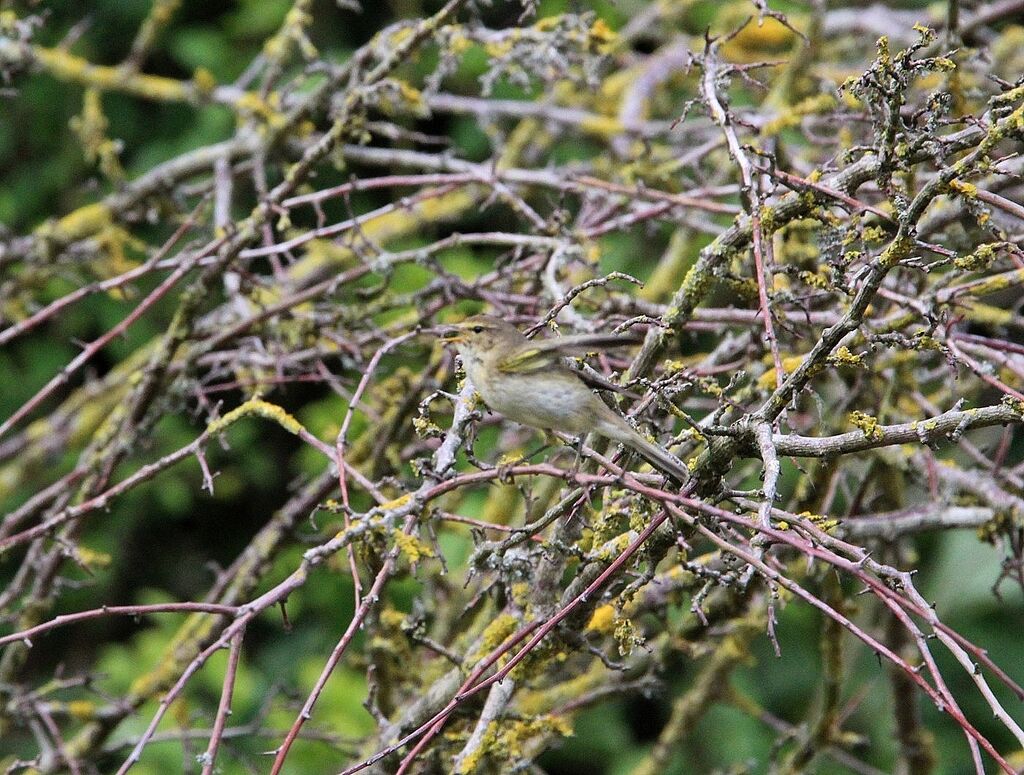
[440,314,688,483]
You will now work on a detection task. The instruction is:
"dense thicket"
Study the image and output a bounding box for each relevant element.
[1,1,1023,773]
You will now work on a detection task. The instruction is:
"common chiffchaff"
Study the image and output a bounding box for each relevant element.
[441,315,688,483]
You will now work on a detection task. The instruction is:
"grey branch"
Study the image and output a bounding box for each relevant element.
[772,404,1021,458]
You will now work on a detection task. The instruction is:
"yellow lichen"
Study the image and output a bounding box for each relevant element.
[613,616,641,656]
[799,511,840,533]
[74,546,112,571]
[576,114,624,137]
[848,410,884,441]
[963,303,1013,326]
[721,16,802,62]
[861,225,889,244]
[509,582,531,609]
[448,29,473,55]
[379,493,413,511]
[588,18,616,52]
[827,346,866,368]
[455,715,572,774]
[953,242,1002,272]
[66,700,97,721]
[466,614,519,666]
[69,88,124,181]
[34,45,193,103]
[1001,395,1024,418]
[761,94,837,137]
[756,354,805,389]
[392,529,435,565]
[586,604,615,634]
[207,398,304,436]
[35,202,113,244]
[879,234,914,268]
[798,269,831,289]
[234,92,276,123]
[948,178,978,198]
[192,67,217,96]
[959,268,1024,298]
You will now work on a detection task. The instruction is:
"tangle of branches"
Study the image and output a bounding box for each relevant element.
[1,1,1023,773]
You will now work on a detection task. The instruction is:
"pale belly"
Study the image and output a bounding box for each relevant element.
[468,365,596,436]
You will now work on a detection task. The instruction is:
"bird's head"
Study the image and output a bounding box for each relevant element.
[439,314,522,357]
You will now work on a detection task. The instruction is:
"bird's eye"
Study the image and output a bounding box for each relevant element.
[472,325,484,334]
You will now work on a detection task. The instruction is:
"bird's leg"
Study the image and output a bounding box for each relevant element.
[545,432,586,477]
[495,434,552,482]
[521,438,553,463]
[568,435,585,479]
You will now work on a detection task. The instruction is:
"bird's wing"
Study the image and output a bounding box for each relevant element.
[496,333,640,374]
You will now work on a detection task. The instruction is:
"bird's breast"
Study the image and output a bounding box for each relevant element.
[469,368,596,436]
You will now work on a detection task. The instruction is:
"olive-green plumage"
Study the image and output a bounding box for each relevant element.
[442,315,688,483]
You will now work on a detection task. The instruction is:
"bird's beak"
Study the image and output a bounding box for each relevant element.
[440,326,467,344]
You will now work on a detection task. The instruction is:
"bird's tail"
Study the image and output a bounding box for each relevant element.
[626,432,690,485]
[597,412,689,485]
